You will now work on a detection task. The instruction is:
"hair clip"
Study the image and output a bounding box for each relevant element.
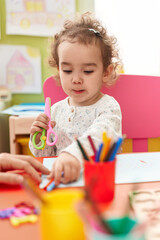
[88,28,102,38]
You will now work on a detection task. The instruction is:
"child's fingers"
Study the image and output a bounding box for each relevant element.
[33,120,48,129]
[47,162,55,179]
[30,127,43,136]
[51,121,56,128]
[0,172,24,185]
[62,167,80,183]
[54,162,64,186]
[30,113,50,135]
[71,167,80,182]
[61,164,71,184]
[36,113,50,122]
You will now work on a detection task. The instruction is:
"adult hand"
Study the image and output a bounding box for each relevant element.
[0,153,50,185]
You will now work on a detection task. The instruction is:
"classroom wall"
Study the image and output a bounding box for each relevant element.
[0,0,94,105]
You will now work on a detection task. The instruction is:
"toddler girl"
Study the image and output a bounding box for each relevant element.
[29,12,122,186]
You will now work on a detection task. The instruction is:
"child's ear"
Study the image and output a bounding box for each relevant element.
[103,64,113,83]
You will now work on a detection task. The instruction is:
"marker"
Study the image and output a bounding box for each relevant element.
[76,138,93,162]
[87,135,97,156]
[46,172,64,192]
[108,137,123,161]
[103,142,117,162]
[102,131,107,142]
[46,181,56,192]
[100,137,111,162]
[44,178,54,190]
[95,143,103,162]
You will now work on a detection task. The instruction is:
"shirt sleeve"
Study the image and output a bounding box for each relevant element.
[61,97,122,165]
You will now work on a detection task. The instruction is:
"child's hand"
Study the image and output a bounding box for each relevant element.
[48,152,81,185]
[30,113,56,144]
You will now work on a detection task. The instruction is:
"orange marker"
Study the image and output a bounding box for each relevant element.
[44,178,54,190]
[100,137,111,162]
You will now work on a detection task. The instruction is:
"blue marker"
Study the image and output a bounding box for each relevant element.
[95,143,103,162]
[46,172,64,192]
[109,137,123,161]
[46,180,56,192]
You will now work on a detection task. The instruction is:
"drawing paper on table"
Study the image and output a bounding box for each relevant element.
[2,105,44,116]
[115,152,160,184]
[39,157,84,189]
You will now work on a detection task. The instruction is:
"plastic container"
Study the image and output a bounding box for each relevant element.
[40,189,86,240]
[84,160,116,204]
[90,216,145,240]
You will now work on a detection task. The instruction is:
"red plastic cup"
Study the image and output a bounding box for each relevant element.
[84,160,116,204]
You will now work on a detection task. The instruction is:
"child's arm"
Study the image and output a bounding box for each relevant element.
[60,98,122,167]
[48,99,122,185]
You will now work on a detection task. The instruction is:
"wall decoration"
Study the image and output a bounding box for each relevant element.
[0,45,41,93]
[5,0,75,36]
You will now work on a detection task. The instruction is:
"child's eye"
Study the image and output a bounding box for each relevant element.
[63,70,72,73]
[84,71,94,74]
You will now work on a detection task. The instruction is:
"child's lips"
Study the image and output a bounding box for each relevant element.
[73,89,85,94]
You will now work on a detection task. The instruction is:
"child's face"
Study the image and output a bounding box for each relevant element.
[58,41,110,106]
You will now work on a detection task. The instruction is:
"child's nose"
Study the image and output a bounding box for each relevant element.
[72,73,82,84]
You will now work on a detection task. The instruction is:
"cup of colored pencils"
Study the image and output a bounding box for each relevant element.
[75,133,124,205]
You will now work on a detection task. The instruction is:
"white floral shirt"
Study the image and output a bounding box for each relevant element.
[29,94,122,166]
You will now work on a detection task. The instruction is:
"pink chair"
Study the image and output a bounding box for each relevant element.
[43,75,160,152]
[43,76,67,105]
[102,74,160,152]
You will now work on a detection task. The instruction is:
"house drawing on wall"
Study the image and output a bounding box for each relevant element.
[6,50,33,91]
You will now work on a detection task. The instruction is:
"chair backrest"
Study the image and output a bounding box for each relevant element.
[43,75,160,152]
[43,76,67,105]
[102,74,160,152]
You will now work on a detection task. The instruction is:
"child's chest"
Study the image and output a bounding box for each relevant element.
[54,106,97,133]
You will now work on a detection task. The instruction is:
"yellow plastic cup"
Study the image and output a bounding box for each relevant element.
[40,188,85,240]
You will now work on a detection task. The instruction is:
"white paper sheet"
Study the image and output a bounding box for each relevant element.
[115,152,160,184]
[2,105,45,116]
[39,157,84,189]
[39,152,160,189]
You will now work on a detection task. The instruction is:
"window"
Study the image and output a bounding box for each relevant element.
[95,0,160,76]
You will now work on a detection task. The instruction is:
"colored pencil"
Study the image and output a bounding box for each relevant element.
[87,135,97,156]
[109,137,123,161]
[46,180,56,192]
[100,137,111,162]
[76,138,93,162]
[103,142,117,162]
[44,178,54,190]
[95,143,103,162]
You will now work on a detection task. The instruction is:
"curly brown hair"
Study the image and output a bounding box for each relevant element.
[48,12,122,86]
